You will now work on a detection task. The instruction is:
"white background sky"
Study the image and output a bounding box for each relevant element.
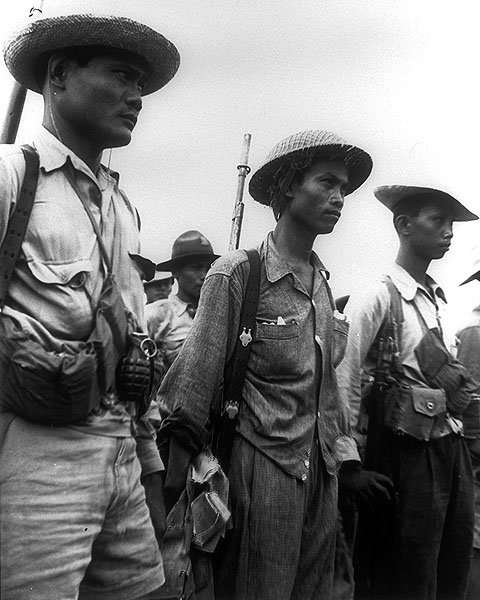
[1,0,479,335]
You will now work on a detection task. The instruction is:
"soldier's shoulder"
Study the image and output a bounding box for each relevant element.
[208,249,250,278]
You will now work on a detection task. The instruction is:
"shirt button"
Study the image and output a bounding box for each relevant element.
[304,459,310,468]
[301,474,307,482]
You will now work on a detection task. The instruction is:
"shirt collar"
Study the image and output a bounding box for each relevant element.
[32,126,119,189]
[171,293,190,317]
[263,231,330,283]
[386,262,447,304]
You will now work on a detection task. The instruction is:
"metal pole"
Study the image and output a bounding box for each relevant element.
[0,2,45,144]
[228,133,251,251]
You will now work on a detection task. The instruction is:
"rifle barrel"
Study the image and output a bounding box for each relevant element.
[228,133,251,251]
[0,1,45,144]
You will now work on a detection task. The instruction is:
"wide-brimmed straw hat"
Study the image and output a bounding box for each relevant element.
[249,130,373,205]
[3,13,180,95]
[374,185,478,222]
[156,231,220,271]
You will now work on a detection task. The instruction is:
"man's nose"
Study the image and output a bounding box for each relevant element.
[331,188,345,208]
[126,86,142,112]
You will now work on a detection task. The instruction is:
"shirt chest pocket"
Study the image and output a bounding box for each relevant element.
[22,259,95,340]
[251,320,301,379]
[28,259,93,288]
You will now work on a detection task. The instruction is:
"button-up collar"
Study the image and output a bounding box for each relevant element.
[388,262,447,304]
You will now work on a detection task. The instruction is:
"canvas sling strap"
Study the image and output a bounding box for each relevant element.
[212,248,261,474]
[64,164,157,412]
[0,145,39,313]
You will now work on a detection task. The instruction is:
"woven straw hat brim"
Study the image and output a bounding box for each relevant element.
[374,185,478,222]
[3,14,180,95]
[249,134,373,206]
[156,253,221,272]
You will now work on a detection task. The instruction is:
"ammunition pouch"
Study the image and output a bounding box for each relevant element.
[383,383,449,442]
[0,275,155,424]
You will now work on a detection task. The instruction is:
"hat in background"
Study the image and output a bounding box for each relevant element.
[249,130,373,206]
[3,13,180,95]
[156,230,220,271]
[144,272,174,287]
[460,254,480,286]
[129,253,156,281]
[374,185,478,222]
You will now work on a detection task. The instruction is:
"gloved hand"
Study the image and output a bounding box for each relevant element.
[163,436,192,515]
[339,463,395,512]
[141,470,166,547]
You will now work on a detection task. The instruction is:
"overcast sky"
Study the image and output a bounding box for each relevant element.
[1,0,479,334]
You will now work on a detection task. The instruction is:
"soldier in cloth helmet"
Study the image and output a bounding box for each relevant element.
[337,185,478,599]
[0,13,179,599]
[157,130,393,599]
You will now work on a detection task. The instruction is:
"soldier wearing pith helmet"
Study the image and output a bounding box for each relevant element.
[0,13,179,599]
[156,130,388,598]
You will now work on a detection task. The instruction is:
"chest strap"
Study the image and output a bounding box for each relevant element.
[0,145,39,313]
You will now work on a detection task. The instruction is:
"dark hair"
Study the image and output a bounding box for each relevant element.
[269,163,309,221]
[393,193,456,220]
[33,46,100,89]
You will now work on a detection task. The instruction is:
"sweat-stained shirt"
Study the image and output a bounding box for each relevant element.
[159,232,359,481]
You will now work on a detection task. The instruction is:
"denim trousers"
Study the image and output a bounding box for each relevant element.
[0,413,163,600]
[214,434,337,600]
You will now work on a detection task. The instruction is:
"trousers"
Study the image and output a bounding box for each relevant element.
[214,434,337,600]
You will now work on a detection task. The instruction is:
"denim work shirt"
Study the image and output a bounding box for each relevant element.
[0,127,162,474]
[159,233,359,481]
[337,263,458,437]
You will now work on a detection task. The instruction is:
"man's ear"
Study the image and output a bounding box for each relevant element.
[394,214,410,236]
[47,53,69,91]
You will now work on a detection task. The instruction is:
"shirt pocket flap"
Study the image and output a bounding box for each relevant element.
[412,388,447,417]
[28,259,93,286]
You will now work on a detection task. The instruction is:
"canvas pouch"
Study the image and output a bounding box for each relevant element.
[384,383,448,441]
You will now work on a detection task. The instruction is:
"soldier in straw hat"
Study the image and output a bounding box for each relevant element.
[0,13,179,599]
[157,130,392,598]
[337,185,478,598]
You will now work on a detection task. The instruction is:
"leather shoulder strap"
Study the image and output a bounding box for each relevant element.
[0,145,39,312]
[226,248,261,405]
